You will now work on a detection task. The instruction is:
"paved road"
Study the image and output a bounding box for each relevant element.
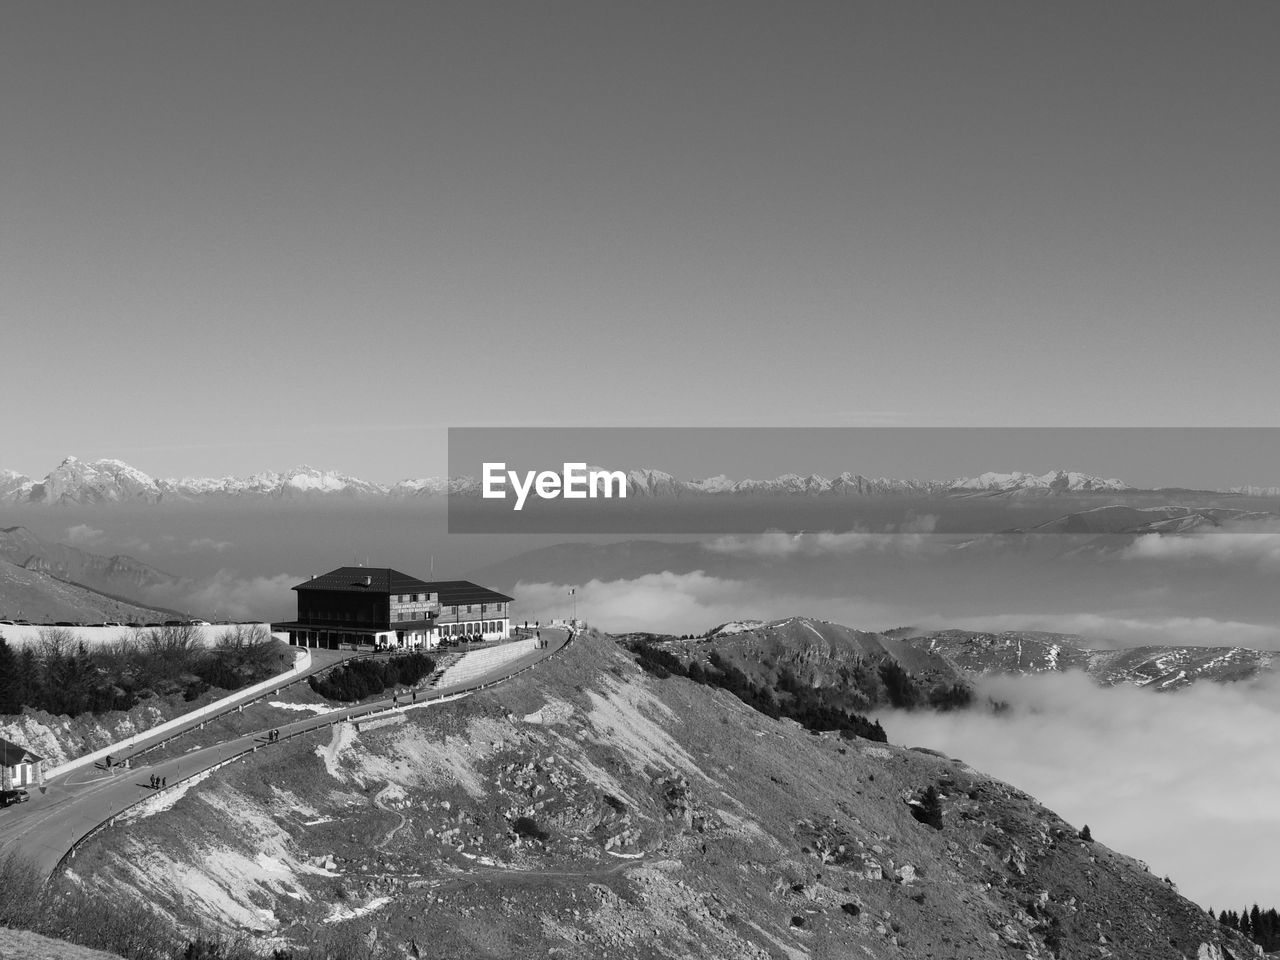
[0,630,569,878]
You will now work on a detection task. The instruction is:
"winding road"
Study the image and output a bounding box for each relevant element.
[0,630,569,878]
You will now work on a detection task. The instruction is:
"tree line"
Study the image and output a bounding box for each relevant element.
[308,652,436,702]
[0,625,281,718]
[627,640,888,742]
[1214,904,1280,952]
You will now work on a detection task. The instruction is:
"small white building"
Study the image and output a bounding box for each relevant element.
[1,737,45,790]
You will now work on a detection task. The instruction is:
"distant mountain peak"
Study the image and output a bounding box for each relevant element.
[3,457,1262,507]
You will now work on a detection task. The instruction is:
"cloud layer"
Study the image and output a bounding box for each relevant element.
[882,671,1280,910]
[512,571,904,635]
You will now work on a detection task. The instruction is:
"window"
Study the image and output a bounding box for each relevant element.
[466,604,473,613]
[482,603,488,613]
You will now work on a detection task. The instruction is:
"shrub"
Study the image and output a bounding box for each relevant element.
[910,786,944,830]
[512,815,550,842]
[310,653,435,702]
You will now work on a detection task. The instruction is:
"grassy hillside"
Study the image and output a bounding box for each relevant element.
[0,928,126,960]
[0,558,174,625]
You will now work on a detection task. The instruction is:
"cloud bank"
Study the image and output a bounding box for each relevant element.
[512,569,1280,650]
[882,670,1280,910]
[511,571,904,635]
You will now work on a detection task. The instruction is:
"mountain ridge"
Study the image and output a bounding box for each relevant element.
[654,618,1278,693]
[5,456,1268,506]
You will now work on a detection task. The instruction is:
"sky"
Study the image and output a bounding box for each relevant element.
[4,2,1280,482]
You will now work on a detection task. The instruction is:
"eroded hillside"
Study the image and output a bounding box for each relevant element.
[59,631,1251,959]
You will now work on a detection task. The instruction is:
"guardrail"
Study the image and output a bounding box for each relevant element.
[120,649,402,764]
[51,630,578,877]
[43,648,314,782]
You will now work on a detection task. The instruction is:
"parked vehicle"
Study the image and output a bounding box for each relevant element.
[0,789,31,808]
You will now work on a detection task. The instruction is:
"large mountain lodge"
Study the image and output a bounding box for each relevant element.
[273,566,513,650]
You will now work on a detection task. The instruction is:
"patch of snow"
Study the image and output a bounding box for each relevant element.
[708,620,766,637]
[268,701,334,714]
[322,896,392,924]
[801,621,827,642]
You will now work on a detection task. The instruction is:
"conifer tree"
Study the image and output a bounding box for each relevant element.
[0,636,19,714]
[914,785,943,830]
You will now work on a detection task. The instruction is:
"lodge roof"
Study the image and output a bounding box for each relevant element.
[293,567,433,594]
[293,568,513,605]
[0,737,43,767]
[425,580,514,607]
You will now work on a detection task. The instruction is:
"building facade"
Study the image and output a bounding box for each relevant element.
[274,566,513,650]
[1,737,44,790]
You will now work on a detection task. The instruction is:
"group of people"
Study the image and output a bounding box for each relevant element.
[266,729,281,743]
[534,628,575,649]
[148,774,166,789]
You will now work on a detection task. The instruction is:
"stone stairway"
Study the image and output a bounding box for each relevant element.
[425,651,464,688]
[436,637,539,688]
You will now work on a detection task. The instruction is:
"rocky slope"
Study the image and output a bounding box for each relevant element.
[627,617,970,713]
[57,630,1253,959]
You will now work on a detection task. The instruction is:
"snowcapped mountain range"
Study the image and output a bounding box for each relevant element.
[0,456,1263,506]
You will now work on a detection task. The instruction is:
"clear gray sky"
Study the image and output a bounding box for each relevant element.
[4,2,1279,482]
